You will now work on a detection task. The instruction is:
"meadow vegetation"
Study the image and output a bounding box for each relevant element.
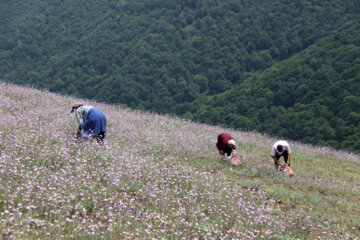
[0,83,359,239]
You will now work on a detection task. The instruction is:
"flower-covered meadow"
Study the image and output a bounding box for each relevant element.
[0,83,359,239]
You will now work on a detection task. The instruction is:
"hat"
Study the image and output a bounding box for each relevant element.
[70,103,83,113]
[228,139,236,146]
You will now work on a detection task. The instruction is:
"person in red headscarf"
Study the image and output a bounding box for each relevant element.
[216,133,238,163]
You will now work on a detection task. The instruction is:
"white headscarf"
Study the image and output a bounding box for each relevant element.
[228,139,236,146]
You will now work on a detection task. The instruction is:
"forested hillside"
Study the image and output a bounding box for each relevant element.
[194,21,360,152]
[0,0,359,151]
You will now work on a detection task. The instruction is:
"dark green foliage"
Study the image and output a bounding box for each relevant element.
[192,21,360,152]
[0,0,359,152]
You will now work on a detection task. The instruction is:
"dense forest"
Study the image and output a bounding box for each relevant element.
[0,0,359,152]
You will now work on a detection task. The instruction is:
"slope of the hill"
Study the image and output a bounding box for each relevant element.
[0,83,359,239]
[195,21,360,152]
[0,0,360,152]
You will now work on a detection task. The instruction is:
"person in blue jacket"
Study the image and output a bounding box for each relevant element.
[70,103,106,144]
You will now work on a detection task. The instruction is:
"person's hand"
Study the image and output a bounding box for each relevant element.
[280,164,288,170]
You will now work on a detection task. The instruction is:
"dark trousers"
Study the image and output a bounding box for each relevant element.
[76,125,82,139]
[274,151,290,169]
[96,132,105,145]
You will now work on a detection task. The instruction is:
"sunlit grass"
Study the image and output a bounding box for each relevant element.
[0,82,359,239]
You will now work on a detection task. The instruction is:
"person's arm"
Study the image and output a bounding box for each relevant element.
[220,153,227,161]
[226,149,238,162]
[76,109,84,125]
[220,151,232,163]
[287,153,291,166]
[285,143,291,166]
[272,155,281,166]
[76,124,82,139]
[231,149,237,157]
[270,146,280,165]
[219,150,228,161]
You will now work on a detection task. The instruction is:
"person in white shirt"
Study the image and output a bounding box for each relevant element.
[270,140,291,170]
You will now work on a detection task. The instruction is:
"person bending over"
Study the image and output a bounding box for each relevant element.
[271,140,291,170]
[216,133,237,163]
[70,103,106,144]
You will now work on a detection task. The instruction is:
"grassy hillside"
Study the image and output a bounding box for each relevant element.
[0,83,359,239]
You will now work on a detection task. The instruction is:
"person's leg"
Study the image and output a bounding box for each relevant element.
[87,109,106,142]
[96,132,105,145]
[283,151,290,166]
[274,153,281,169]
[76,125,82,139]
